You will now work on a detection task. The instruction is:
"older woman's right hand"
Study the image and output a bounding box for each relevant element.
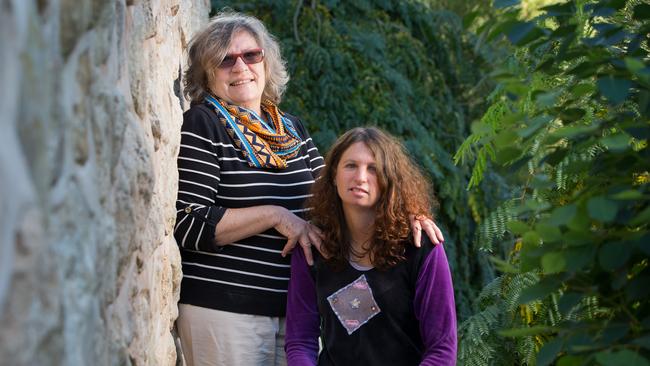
[275,208,323,266]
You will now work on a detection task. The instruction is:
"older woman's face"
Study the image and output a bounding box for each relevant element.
[210,31,266,112]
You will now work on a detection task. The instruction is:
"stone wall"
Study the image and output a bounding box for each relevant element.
[0,0,209,364]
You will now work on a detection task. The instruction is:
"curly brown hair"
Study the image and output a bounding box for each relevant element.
[307,127,436,270]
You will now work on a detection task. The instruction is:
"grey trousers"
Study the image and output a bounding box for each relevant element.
[176,304,287,366]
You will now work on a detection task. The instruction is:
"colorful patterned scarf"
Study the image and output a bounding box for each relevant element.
[205,95,302,169]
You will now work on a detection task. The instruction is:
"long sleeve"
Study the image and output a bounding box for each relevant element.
[174,106,227,252]
[285,248,320,366]
[414,244,457,366]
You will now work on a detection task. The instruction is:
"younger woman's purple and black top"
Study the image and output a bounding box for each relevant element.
[285,236,457,366]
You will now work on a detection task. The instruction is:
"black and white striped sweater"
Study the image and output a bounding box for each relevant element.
[174,103,324,317]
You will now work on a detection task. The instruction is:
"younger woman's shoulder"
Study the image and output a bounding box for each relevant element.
[405,234,436,256]
[404,235,445,271]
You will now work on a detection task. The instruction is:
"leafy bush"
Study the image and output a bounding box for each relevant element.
[456,0,650,364]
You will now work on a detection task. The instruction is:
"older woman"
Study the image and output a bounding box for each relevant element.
[285,127,457,365]
[174,11,444,366]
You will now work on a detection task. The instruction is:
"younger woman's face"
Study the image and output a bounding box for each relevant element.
[335,142,380,212]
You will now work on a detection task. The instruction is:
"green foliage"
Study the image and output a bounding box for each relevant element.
[476,199,517,253]
[211,0,502,320]
[456,0,650,364]
[457,271,549,365]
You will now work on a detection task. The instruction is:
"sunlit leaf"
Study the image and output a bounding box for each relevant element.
[495,146,523,164]
[507,220,530,234]
[498,325,558,337]
[567,205,591,232]
[548,204,577,226]
[557,355,585,366]
[536,223,561,242]
[522,231,542,247]
[564,229,593,246]
[494,130,519,145]
[570,82,595,98]
[462,10,480,28]
[470,120,494,135]
[504,81,530,96]
[521,241,542,271]
[542,251,566,274]
[488,256,520,274]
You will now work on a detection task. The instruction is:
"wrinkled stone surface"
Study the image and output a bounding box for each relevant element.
[0,1,209,364]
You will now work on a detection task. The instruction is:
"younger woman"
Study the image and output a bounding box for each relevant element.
[285,127,457,365]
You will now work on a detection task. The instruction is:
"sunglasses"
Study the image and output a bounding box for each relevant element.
[218,48,265,68]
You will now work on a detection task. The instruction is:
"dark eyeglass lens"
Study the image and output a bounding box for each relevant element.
[220,56,236,67]
[219,50,263,68]
[243,51,263,63]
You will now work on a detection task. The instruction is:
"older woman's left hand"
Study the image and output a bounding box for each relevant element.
[410,215,444,246]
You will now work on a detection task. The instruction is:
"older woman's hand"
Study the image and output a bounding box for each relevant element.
[276,208,324,265]
[410,215,444,247]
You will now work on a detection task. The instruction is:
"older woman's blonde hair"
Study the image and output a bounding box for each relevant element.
[184,11,289,105]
